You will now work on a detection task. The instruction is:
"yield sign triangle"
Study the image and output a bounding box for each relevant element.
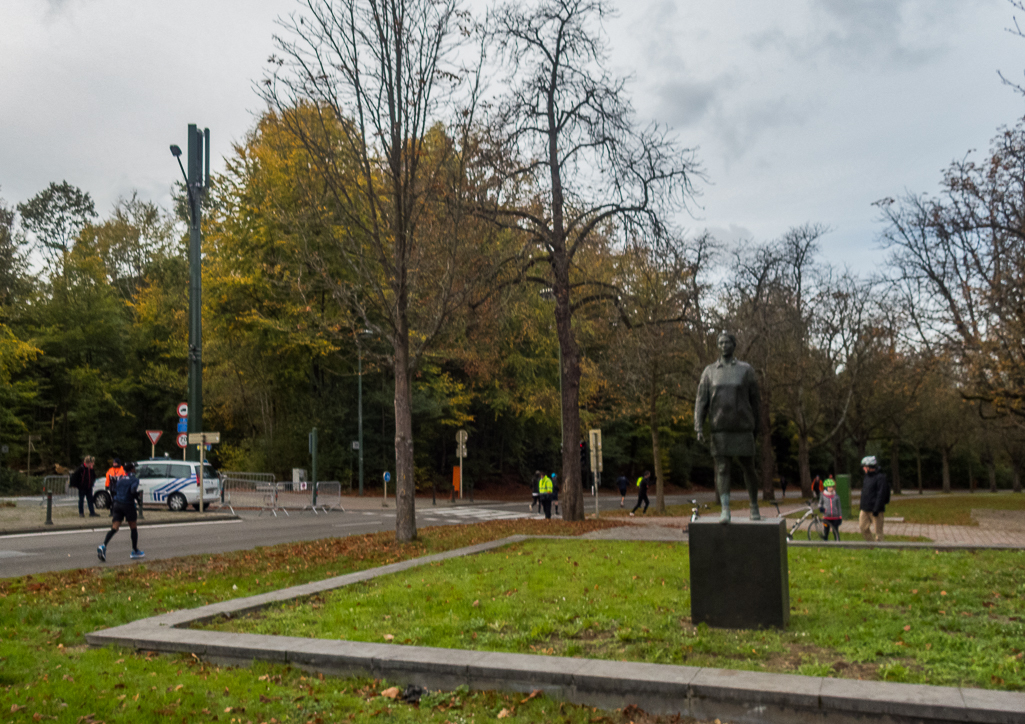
[146,430,163,445]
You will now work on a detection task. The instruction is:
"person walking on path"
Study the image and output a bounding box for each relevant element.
[529,470,542,513]
[779,475,788,499]
[630,470,652,516]
[97,461,145,562]
[617,474,628,508]
[537,472,555,519]
[551,473,560,517]
[859,456,890,542]
[819,477,843,540]
[70,455,99,518]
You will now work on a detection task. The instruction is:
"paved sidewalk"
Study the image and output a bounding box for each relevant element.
[584,505,1025,548]
[86,532,1024,724]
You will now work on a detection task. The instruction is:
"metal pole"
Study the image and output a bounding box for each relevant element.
[310,428,319,507]
[45,491,53,525]
[198,439,205,513]
[358,344,364,496]
[186,124,207,462]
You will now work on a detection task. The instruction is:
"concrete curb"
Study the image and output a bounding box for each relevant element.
[86,535,1025,724]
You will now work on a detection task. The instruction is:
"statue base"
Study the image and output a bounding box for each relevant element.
[688,518,789,629]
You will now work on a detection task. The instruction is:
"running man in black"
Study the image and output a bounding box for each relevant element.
[630,470,652,516]
[97,461,145,561]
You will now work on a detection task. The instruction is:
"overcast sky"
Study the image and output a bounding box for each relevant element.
[2,0,1023,273]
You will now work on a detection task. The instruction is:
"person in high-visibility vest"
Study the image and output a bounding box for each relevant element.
[537,472,555,519]
[630,470,652,516]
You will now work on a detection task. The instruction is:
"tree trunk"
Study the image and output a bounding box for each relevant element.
[393,328,417,543]
[915,444,923,495]
[759,375,775,502]
[988,454,997,493]
[650,376,666,514]
[890,437,901,494]
[941,447,951,493]
[553,265,583,520]
[797,433,812,498]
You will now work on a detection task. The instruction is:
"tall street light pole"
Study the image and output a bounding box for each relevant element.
[170,125,209,461]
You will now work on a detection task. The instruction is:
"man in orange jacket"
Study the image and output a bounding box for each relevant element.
[104,458,125,517]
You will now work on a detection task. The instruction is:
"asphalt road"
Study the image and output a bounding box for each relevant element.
[0,493,710,579]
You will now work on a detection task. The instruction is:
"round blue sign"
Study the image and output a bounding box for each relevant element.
[384,471,391,483]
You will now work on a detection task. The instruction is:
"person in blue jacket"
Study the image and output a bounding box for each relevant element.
[97,461,145,561]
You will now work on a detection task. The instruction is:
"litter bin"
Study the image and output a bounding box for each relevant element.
[834,474,853,520]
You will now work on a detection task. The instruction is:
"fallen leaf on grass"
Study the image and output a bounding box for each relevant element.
[497,708,512,718]
[473,600,480,607]
[381,687,400,699]
[520,689,541,704]
[383,634,395,642]
[903,625,911,631]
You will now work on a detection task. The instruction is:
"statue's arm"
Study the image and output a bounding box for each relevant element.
[695,370,709,441]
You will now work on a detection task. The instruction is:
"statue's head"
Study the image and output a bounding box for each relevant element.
[717,331,737,357]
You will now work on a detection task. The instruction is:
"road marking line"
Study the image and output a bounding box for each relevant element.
[0,518,242,540]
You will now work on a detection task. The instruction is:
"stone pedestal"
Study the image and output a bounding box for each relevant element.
[688,518,789,629]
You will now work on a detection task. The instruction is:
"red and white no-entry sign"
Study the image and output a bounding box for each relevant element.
[176,433,188,448]
[146,430,162,445]
[176,402,189,418]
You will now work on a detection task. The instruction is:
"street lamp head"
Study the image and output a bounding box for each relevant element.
[169,144,182,158]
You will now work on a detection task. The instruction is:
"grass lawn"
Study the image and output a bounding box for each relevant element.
[887,493,1025,526]
[3,518,724,723]
[202,540,1025,691]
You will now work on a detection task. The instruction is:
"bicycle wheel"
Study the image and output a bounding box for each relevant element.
[807,518,823,541]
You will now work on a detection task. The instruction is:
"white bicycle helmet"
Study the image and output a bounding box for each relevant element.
[860,455,878,468]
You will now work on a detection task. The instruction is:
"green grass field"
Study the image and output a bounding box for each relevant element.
[5,519,720,723]
[202,539,1025,691]
[888,493,1025,526]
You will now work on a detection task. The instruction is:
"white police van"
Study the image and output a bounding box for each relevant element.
[92,459,221,512]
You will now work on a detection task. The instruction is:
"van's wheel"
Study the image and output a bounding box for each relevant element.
[168,493,188,512]
[94,491,111,509]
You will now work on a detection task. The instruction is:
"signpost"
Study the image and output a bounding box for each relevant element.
[456,429,468,501]
[187,432,219,512]
[383,471,391,507]
[177,402,189,459]
[145,430,162,458]
[589,428,603,518]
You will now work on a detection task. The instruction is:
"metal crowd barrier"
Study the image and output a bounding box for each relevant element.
[39,475,74,507]
[219,474,343,516]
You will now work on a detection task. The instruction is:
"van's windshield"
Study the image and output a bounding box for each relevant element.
[202,464,218,480]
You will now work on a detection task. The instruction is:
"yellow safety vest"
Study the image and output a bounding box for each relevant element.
[538,475,553,494]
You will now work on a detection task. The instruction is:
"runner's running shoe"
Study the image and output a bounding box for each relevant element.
[130,549,145,559]
[97,544,106,562]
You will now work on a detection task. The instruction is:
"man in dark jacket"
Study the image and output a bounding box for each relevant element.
[859,455,890,541]
[69,455,98,517]
[97,461,145,561]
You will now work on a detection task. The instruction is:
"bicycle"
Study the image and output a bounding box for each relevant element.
[689,499,711,522]
[768,500,826,541]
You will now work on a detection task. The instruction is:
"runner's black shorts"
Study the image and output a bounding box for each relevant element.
[111,502,138,524]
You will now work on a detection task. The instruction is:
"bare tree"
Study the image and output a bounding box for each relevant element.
[727,225,867,497]
[483,0,701,519]
[260,0,488,542]
[605,236,712,512]
[879,119,1025,422]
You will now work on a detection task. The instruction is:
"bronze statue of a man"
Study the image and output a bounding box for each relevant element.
[694,331,761,524]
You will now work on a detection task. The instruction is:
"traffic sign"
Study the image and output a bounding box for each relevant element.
[146,430,162,445]
[176,433,188,448]
[177,419,188,433]
[176,402,189,418]
[188,432,220,445]
[456,429,468,444]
